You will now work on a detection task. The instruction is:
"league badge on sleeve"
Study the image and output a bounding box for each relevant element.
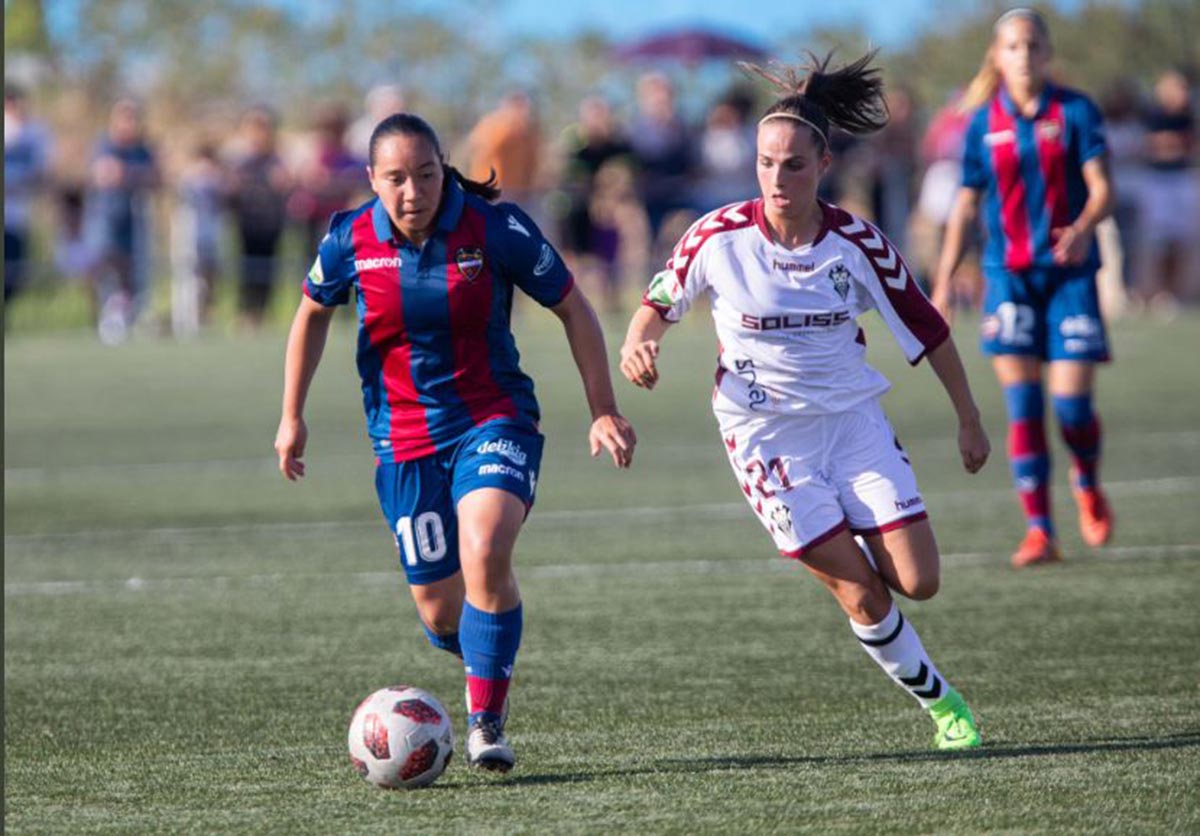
[646,269,683,308]
[308,256,325,285]
[455,247,485,282]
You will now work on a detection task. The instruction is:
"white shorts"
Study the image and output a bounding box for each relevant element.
[717,399,927,558]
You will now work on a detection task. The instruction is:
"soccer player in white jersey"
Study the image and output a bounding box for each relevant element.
[620,52,990,750]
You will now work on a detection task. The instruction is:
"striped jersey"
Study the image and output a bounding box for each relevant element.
[962,84,1107,272]
[304,178,574,462]
[643,199,949,416]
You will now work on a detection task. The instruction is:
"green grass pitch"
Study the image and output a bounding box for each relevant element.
[6,309,1199,833]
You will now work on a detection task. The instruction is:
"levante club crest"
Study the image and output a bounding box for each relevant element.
[829,264,852,301]
[455,247,485,282]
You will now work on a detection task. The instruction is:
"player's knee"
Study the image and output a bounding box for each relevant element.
[834,577,893,624]
[900,572,940,601]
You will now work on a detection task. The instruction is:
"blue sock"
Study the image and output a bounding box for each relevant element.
[1052,394,1102,489]
[460,601,522,723]
[1003,382,1053,535]
[422,624,461,657]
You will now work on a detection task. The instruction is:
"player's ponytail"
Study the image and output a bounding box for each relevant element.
[445,165,501,202]
[368,113,501,202]
[741,50,888,150]
[959,8,1052,113]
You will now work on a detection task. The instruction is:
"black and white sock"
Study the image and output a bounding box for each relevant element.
[850,602,947,710]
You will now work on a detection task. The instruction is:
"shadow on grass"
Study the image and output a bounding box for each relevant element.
[471,730,1200,788]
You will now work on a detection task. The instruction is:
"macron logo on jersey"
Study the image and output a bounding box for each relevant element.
[507,214,531,237]
[355,256,402,271]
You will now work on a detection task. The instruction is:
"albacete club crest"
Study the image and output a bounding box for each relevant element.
[455,246,485,282]
[829,264,852,301]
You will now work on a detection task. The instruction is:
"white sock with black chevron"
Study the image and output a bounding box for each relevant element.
[850,602,948,710]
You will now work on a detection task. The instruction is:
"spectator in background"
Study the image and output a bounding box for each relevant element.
[290,103,366,255]
[228,106,292,331]
[693,88,758,213]
[463,91,544,210]
[348,84,407,161]
[1135,68,1197,313]
[4,84,52,303]
[913,90,978,307]
[556,95,636,313]
[1096,78,1146,317]
[86,97,160,344]
[53,185,95,285]
[868,85,919,254]
[629,72,694,244]
[170,142,224,336]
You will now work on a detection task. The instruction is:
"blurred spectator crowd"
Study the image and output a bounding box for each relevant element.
[5,68,1197,341]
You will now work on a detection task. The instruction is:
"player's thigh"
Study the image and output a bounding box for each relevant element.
[834,402,928,543]
[720,413,846,560]
[797,529,893,624]
[980,267,1048,360]
[451,419,544,572]
[863,517,941,601]
[375,458,461,587]
[1046,267,1110,366]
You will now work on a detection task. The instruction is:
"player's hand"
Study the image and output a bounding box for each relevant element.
[589,413,637,469]
[930,278,954,326]
[619,340,661,390]
[958,419,990,474]
[1051,224,1090,266]
[274,416,308,481]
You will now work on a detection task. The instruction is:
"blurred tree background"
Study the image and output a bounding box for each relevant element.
[4,0,1197,332]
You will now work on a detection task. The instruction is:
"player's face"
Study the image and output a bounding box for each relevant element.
[756,120,830,220]
[994,18,1051,92]
[368,133,445,244]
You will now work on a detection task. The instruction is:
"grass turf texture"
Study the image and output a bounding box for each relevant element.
[6,309,1200,834]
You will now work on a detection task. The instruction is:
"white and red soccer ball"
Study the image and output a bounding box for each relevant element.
[347,685,454,789]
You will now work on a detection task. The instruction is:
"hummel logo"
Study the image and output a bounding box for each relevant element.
[507,214,531,237]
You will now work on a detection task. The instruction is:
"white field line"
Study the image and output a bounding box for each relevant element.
[4,475,1198,547]
[5,543,1198,599]
[6,430,1200,482]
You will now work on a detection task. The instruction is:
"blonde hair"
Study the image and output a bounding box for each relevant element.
[959,8,1051,113]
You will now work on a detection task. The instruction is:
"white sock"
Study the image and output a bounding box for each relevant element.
[850,602,948,710]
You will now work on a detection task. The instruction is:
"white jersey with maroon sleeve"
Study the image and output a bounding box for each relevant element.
[643,199,950,417]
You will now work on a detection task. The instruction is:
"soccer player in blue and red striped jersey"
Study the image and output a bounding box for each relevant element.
[932,9,1115,567]
[274,113,637,772]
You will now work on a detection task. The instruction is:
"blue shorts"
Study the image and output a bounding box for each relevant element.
[375,419,544,585]
[980,266,1110,362]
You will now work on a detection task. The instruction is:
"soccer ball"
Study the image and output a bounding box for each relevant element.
[347,685,454,789]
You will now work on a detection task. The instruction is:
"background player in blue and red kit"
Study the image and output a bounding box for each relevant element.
[274,113,637,772]
[932,8,1115,568]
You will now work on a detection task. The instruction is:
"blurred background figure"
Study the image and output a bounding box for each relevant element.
[868,85,919,254]
[463,90,544,211]
[1098,77,1146,315]
[629,72,695,256]
[348,84,408,161]
[912,90,979,307]
[692,88,758,212]
[556,95,638,313]
[52,185,95,287]
[86,97,160,344]
[170,141,224,337]
[1134,68,1198,314]
[289,103,366,256]
[228,105,292,332]
[4,84,52,304]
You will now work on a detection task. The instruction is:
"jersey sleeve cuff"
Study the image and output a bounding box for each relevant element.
[908,324,951,366]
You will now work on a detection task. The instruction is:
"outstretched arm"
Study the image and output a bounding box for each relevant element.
[275,295,337,480]
[924,337,990,474]
[619,306,674,390]
[930,187,982,324]
[551,286,637,468]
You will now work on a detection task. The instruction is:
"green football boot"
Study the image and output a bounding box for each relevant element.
[929,688,982,751]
